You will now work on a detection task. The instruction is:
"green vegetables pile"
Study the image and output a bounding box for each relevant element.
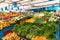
[12,11,58,40]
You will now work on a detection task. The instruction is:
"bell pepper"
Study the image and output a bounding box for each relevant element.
[4,30,12,35]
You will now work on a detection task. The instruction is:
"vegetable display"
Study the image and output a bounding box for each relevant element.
[0,12,33,30]
[12,11,59,40]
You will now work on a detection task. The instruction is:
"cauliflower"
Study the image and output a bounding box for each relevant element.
[37,14,44,18]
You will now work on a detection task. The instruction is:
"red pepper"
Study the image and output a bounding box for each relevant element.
[4,30,12,35]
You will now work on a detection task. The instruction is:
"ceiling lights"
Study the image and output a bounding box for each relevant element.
[9,0,20,2]
[0,2,9,8]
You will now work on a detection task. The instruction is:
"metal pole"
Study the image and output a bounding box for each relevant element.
[55,1,60,40]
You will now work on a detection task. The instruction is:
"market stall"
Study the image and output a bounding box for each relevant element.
[0,0,59,40]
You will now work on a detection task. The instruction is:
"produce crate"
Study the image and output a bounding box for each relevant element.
[0,24,58,40]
